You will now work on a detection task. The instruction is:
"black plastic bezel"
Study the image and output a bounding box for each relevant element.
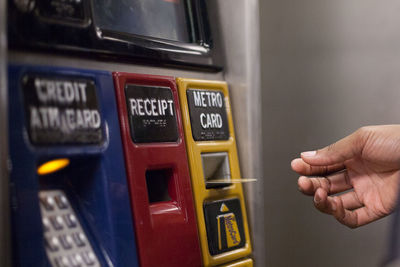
[8,0,221,71]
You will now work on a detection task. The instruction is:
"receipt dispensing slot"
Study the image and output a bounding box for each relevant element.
[177,78,253,267]
[8,65,139,267]
[113,72,202,267]
[145,169,173,203]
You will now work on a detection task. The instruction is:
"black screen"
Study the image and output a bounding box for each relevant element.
[93,0,190,43]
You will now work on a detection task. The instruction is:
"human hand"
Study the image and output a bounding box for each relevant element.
[291,125,400,228]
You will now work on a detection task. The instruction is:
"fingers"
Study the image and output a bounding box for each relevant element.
[313,188,337,213]
[291,158,345,176]
[333,196,376,228]
[312,189,377,228]
[297,171,352,196]
[300,128,368,166]
[338,191,362,210]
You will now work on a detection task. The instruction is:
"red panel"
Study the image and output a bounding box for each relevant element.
[113,72,202,267]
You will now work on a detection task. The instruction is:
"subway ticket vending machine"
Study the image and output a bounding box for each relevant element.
[8,65,138,267]
[177,78,252,266]
[113,72,202,267]
[5,0,263,266]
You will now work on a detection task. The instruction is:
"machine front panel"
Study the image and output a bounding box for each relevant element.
[113,72,202,267]
[9,65,139,267]
[177,78,252,266]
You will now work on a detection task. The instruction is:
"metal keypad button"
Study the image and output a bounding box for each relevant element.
[59,234,73,250]
[54,256,71,267]
[72,232,86,247]
[68,254,81,267]
[74,254,84,266]
[46,236,60,252]
[55,195,69,209]
[43,217,51,232]
[64,214,77,228]
[81,251,96,265]
[50,216,64,230]
[41,196,56,211]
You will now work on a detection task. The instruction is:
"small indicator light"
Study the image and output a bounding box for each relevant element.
[37,159,70,175]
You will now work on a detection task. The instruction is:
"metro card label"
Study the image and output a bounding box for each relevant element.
[204,198,246,255]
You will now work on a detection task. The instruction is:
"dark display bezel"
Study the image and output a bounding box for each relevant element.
[8,0,221,71]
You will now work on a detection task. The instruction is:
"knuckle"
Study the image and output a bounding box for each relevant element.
[322,177,332,192]
[336,216,357,229]
[356,126,374,138]
[346,223,358,229]
[326,143,336,152]
[314,203,329,214]
[313,201,322,210]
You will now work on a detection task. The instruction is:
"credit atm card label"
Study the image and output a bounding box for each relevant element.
[204,198,246,255]
[22,75,103,145]
[125,84,179,143]
[187,89,229,141]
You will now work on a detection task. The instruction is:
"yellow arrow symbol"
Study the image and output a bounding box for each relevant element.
[220,203,229,212]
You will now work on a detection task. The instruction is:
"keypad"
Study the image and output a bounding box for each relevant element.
[39,190,100,267]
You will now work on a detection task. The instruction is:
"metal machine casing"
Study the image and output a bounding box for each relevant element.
[8,0,218,70]
[4,0,263,266]
[0,0,10,265]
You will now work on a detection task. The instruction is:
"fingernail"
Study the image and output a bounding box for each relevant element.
[314,194,320,204]
[302,151,316,157]
[290,159,298,167]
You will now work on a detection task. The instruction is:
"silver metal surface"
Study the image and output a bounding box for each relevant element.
[260,1,400,266]
[8,52,223,81]
[210,0,263,265]
[0,0,10,266]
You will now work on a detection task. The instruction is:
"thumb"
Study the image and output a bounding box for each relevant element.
[301,128,367,166]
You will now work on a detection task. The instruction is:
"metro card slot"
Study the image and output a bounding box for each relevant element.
[201,152,231,189]
[206,178,257,184]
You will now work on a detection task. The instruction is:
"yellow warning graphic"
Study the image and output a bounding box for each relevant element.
[220,203,229,212]
[217,212,241,250]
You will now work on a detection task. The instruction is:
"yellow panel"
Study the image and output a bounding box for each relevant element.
[221,258,253,267]
[176,78,252,266]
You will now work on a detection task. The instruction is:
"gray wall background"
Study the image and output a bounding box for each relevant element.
[260,1,400,266]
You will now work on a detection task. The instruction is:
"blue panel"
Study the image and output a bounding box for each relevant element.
[9,65,139,267]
